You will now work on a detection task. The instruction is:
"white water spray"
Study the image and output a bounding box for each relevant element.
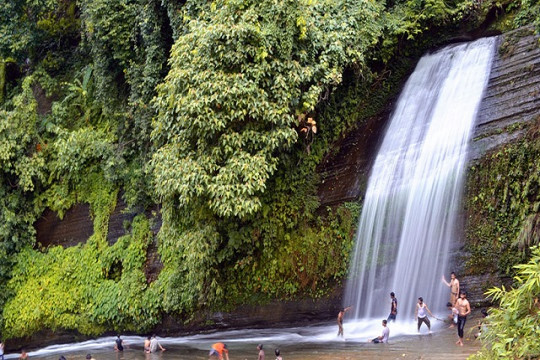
[344,37,496,321]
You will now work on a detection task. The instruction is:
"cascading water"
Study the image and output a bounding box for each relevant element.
[344,37,497,321]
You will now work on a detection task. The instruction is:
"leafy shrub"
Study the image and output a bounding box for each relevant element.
[470,246,540,359]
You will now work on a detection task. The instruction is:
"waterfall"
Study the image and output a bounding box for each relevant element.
[343,37,496,321]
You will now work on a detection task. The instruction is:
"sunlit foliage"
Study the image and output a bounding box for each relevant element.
[0,0,538,341]
[470,246,540,360]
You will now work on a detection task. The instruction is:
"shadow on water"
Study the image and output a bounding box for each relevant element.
[5,313,483,360]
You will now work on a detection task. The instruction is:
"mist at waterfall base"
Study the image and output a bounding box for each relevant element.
[4,319,481,360]
[344,36,496,323]
[4,38,496,360]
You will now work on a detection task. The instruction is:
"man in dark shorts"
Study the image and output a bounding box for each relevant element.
[387,292,397,322]
[455,291,471,346]
[415,297,435,333]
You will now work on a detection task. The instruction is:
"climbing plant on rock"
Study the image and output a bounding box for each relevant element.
[151,0,385,219]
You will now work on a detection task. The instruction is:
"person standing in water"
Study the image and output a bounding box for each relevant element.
[114,335,124,351]
[337,306,352,337]
[455,291,471,346]
[274,349,282,360]
[442,272,460,306]
[19,350,28,360]
[257,344,265,360]
[415,297,435,333]
[387,292,398,322]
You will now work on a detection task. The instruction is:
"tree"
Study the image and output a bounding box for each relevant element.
[470,246,540,359]
[151,0,385,218]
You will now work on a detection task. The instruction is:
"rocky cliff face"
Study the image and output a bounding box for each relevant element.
[316,26,540,306]
[471,26,540,160]
[318,26,540,207]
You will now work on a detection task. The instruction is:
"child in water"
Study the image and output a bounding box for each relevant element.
[275,349,283,360]
[447,302,459,328]
[475,308,488,339]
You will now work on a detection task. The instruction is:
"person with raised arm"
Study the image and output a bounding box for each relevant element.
[442,272,460,306]
[337,306,352,337]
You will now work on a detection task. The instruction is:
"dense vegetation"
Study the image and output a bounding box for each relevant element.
[470,246,540,359]
[465,119,540,275]
[0,0,539,341]
[465,115,540,360]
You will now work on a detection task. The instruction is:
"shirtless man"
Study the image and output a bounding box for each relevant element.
[455,291,471,346]
[337,306,352,337]
[257,344,265,360]
[19,350,28,360]
[442,272,460,306]
[144,336,151,353]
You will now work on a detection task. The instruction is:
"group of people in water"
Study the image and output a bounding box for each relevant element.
[111,336,281,360]
[2,271,482,359]
[2,337,281,360]
[112,334,166,354]
[339,272,476,346]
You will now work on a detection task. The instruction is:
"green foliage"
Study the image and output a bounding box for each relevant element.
[225,203,360,301]
[0,0,80,63]
[151,0,385,219]
[0,77,45,193]
[469,246,540,360]
[2,215,160,338]
[0,75,45,261]
[80,0,171,147]
[513,0,540,34]
[0,0,538,342]
[0,60,5,104]
[465,119,540,275]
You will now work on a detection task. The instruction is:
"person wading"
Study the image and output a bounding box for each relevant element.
[209,342,229,360]
[442,272,460,306]
[455,291,471,346]
[387,292,398,322]
[415,297,435,333]
[337,306,352,337]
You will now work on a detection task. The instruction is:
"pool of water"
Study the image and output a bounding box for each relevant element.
[4,315,482,360]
